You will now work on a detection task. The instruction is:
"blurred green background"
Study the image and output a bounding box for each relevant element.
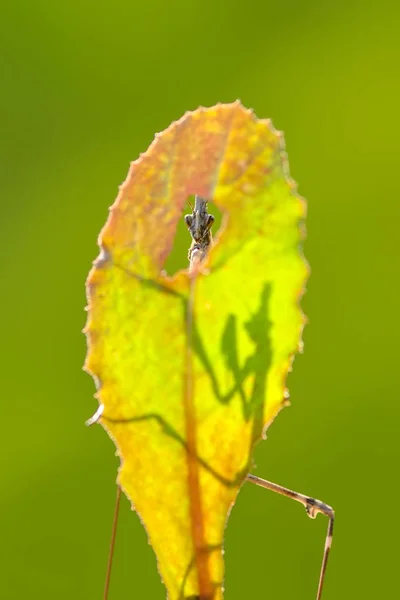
[1,1,399,599]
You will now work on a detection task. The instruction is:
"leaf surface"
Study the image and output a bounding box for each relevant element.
[84,102,307,599]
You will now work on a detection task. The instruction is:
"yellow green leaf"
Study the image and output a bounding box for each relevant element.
[84,101,308,599]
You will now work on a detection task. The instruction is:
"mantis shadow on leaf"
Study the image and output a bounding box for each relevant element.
[189,282,272,431]
[112,263,273,458]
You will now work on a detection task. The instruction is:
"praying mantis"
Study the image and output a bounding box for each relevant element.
[88,194,334,600]
[184,196,334,600]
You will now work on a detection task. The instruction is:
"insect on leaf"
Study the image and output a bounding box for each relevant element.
[84,102,308,599]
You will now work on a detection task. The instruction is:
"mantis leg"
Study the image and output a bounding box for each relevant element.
[245,473,334,600]
[103,485,121,600]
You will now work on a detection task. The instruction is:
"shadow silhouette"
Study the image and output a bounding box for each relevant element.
[190,283,272,430]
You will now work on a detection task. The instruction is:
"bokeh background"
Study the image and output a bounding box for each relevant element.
[1,1,399,599]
